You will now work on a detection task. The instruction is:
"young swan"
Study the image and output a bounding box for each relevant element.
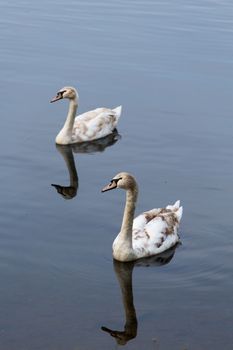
[102,172,183,262]
[50,86,122,145]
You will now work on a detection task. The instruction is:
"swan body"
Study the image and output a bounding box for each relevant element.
[102,172,183,262]
[50,86,122,145]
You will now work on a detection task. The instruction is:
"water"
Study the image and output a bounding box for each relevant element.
[0,1,233,349]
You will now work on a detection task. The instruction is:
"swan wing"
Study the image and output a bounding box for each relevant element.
[74,108,108,122]
[132,202,182,257]
[72,106,121,142]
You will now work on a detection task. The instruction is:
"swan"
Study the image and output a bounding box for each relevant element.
[102,172,183,262]
[50,86,122,145]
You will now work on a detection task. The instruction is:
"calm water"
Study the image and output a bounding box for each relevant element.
[1,1,233,349]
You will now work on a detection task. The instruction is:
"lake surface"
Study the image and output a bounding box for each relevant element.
[1,0,233,349]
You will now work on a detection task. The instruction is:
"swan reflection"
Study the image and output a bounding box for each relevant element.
[51,144,79,199]
[101,245,178,346]
[51,131,121,199]
[71,129,120,154]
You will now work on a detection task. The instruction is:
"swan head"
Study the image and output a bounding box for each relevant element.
[50,86,78,103]
[102,172,137,192]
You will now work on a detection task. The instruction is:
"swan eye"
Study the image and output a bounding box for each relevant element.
[57,90,66,98]
[111,177,122,185]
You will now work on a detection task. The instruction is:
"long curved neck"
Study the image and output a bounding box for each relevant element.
[62,98,78,136]
[119,186,138,246]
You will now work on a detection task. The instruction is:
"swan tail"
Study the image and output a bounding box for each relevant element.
[113,105,122,119]
[166,200,180,210]
[166,200,183,221]
[173,200,180,209]
[176,205,183,222]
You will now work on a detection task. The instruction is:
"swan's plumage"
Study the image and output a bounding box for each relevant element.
[50,86,121,145]
[102,172,183,262]
[130,200,182,256]
[72,106,121,143]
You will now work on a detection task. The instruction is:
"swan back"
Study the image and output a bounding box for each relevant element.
[132,201,182,258]
[73,106,122,142]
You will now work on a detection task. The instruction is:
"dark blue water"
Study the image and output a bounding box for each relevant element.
[0,1,232,349]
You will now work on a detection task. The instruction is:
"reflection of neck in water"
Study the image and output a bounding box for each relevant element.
[51,131,121,199]
[52,144,79,200]
[101,246,178,347]
[102,261,137,346]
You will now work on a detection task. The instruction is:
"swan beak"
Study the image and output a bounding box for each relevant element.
[101,181,117,192]
[50,94,63,103]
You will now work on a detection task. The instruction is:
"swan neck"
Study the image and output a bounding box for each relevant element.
[63,99,77,134]
[120,187,138,243]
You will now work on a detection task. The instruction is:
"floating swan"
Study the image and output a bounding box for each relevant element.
[102,247,177,345]
[102,172,183,262]
[50,86,122,145]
